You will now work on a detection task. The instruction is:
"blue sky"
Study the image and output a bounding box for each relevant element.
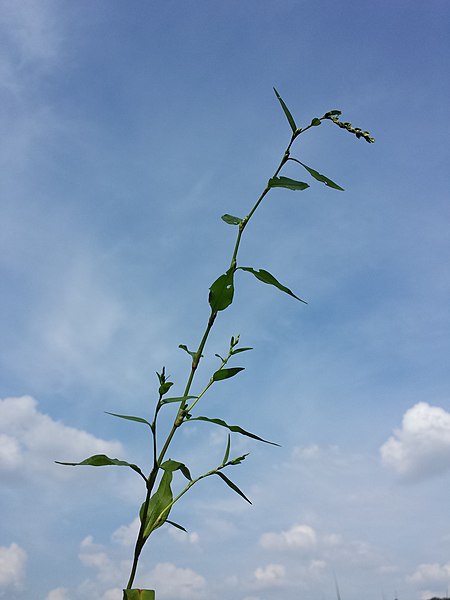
[1,1,450,599]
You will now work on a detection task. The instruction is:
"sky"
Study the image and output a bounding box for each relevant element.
[1,1,450,599]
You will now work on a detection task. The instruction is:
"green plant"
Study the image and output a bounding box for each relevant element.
[56,89,374,599]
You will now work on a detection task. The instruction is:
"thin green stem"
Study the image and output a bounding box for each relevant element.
[125,121,312,590]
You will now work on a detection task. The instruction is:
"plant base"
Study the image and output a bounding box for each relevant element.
[123,590,155,600]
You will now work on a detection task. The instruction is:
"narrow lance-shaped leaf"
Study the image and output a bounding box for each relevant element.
[55,454,146,480]
[141,469,173,539]
[188,416,279,446]
[161,395,197,405]
[212,367,245,381]
[166,520,188,533]
[295,160,344,191]
[239,267,307,304]
[221,214,243,225]
[208,269,234,312]
[105,412,152,428]
[273,87,297,133]
[222,434,231,465]
[230,346,253,355]
[268,176,309,191]
[216,471,252,504]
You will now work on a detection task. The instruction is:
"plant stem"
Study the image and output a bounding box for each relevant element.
[125,122,311,589]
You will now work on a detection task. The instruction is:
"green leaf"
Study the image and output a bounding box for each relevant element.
[230,346,253,355]
[212,367,244,381]
[208,269,234,312]
[141,470,173,539]
[159,381,173,396]
[105,412,152,428]
[189,415,279,446]
[178,344,197,360]
[273,87,297,133]
[310,117,322,126]
[216,471,252,504]
[161,395,197,405]
[166,520,188,533]
[268,176,309,191]
[55,454,146,480]
[296,161,344,191]
[161,459,192,481]
[221,214,243,225]
[225,452,249,466]
[239,267,307,303]
[222,434,231,465]
[123,590,155,600]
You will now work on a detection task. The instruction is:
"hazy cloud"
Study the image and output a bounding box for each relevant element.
[111,518,140,547]
[380,402,450,480]
[253,564,286,587]
[0,543,26,590]
[0,395,122,480]
[76,536,207,600]
[141,562,208,599]
[260,524,317,552]
[168,527,200,545]
[45,588,71,600]
[407,561,450,585]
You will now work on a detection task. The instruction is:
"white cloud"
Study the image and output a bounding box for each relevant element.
[380,402,450,480]
[45,588,71,600]
[0,396,123,481]
[253,564,286,587]
[407,561,450,585]
[76,537,207,600]
[307,559,327,576]
[141,562,207,599]
[259,520,386,574]
[100,590,122,600]
[168,526,200,545]
[0,543,26,589]
[77,537,130,594]
[79,536,112,572]
[260,524,317,552]
[0,434,21,470]
[112,518,140,547]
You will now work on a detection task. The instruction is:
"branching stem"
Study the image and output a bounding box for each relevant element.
[126,117,324,590]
